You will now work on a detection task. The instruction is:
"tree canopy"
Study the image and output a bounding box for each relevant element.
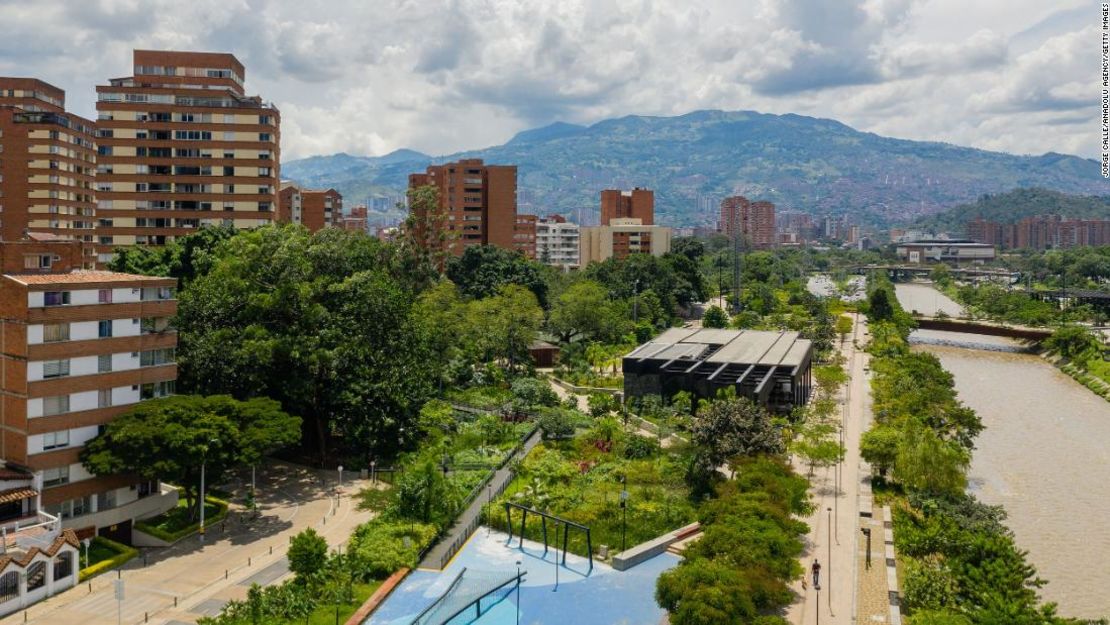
[81,395,300,520]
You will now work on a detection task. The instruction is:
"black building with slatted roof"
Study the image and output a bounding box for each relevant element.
[623,328,814,413]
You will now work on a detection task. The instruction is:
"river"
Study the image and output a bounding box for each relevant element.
[894,282,964,317]
[897,287,1110,619]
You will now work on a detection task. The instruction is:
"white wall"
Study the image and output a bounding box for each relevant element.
[27,386,138,419]
[26,286,141,309]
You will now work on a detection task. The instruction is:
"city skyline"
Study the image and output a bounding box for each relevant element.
[0,0,1095,161]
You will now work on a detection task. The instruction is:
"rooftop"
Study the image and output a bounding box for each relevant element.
[4,270,175,286]
[626,328,812,369]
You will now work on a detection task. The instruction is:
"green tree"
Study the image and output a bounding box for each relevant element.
[702,305,730,329]
[396,455,460,525]
[548,280,627,342]
[108,224,237,287]
[1045,325,1102,361]
[690,398,783,466]
[893,422,969,496]
[175,226,435,462]
[868,286,896,322]
[288,528,328,581]
[81,395,299,521]
[467,285,544,374]
[860,425,900,476]
[446,245,549,307]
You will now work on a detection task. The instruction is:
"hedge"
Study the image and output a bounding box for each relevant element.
[79,536,138,581]
[135,494,230,543]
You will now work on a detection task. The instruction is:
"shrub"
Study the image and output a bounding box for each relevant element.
[623,434,661,459]
[510,377,559,409]
[79,537,137,581]
[348,520,437,579]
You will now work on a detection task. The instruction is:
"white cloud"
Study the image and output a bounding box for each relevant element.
[0,0,1098,159]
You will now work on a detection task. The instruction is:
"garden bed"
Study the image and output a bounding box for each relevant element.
[79,536,138,581]
[487,431,698,559]
[135,494,229,543]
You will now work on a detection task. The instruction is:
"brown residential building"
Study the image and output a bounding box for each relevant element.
[93,50,280,264]
[513,213,537,259]
[407,159,531,256]
[0,79,98,267]
[967,216,1110,250]
[0,240,179,552]
[719,196,775,249]
[339,204,368,233]
[600,188,653,225]
[278,182,341,232]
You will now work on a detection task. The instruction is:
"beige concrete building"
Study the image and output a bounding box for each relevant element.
[579,218,671,267]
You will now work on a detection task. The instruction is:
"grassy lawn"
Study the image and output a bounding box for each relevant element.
[83,539,121,568]
[136,496,226,542]
[284,581,381,625]
[79,536,138,581]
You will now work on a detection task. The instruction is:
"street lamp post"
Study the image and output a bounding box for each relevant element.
[826,507,832,613]
[370,460,377,485]
[81,538,90,570]
[633,279,641,323]
[619,485,629,552]
[199,439,218,543]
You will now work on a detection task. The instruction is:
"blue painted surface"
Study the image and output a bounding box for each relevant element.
[367,528,678,625]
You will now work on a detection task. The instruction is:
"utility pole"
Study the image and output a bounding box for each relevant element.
[732,203,742,313]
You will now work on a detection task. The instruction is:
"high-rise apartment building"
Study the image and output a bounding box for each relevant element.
[338,204,369,233]
[966,216,1110,250]
[535,215,580,270]
[513,214,537,258]
[0,79,98,266]
[93,50,280,264]
[600,188,653,225]
[0,239,178,578]
[407,159,533,257]
[278,182,341,232]
[719,196,775,249]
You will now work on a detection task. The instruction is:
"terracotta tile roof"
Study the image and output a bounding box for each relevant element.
[0,469,31,481]
[0,529,79,574]
[4,270,174,285]
[25,232,73,242]
[0,488,36,505]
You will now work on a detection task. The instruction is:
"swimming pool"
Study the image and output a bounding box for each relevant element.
[366,528,678,625]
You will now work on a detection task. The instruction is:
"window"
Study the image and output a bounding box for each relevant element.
[140,380,175,399]
[140,348,175,367]
[53,552,73,581]
[98,289,112,304]
[98,354,112,373]
[98,320,113,338]
[99,489,117,510]
[26,562,45,591]
[98,389,112,408]
[42,395,69,416]
[42,430,69,450]
[259,133,271,142]
[43,291,69,307]
[41,466,69,487]
[24,254,51,270]
[140,286,174,301]
[42,360,69,379]
[0,572,17,604]
[43,323,69,343]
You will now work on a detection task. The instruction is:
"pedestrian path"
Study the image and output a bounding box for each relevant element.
[418,429,542,570]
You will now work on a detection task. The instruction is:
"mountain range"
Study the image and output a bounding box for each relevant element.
[281,110,1110,228]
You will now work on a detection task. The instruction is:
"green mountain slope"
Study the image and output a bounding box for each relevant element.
[914,188,1110,234]
[281,110,1110,227]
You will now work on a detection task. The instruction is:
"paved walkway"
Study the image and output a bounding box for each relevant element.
[786,313,872,625]
[1,461,374,625]
[417,429,542,570]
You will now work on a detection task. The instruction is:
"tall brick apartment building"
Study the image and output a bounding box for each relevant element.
[93,50,280,264]
[600,188,654,225]
[407,159,536,257]
[719,196,776,249]
[0,238,179,553]
[0,79,98,267]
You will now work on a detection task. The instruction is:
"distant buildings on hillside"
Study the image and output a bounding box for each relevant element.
[967,216,1110,250]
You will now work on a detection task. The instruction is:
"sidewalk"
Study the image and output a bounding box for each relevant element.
[0,461,373,625]
[786,313,870,625]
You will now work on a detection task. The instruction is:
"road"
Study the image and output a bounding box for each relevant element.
[1,461,374,625]
[786,313,872,625]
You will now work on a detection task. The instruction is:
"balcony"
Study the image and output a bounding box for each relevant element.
[0,511,61,557]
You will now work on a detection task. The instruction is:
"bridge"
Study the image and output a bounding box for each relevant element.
[850,264,1020,282]
[911,316,1053,340]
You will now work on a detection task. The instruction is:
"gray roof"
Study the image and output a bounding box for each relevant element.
[629,328,812,368]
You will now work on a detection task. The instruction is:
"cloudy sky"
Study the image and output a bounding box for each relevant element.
[0,0,1097,161]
